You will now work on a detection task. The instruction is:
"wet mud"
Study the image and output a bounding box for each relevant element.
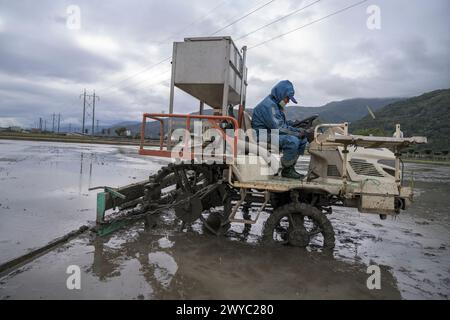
[0,140,449,299]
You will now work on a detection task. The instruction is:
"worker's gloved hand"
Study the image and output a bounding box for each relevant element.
[299,128,315,142]
[306,128,315,142]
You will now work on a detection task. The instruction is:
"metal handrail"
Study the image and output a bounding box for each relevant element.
[314,122,348,139]
[139,113,239,160]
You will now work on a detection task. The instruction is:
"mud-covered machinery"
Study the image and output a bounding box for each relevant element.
[92,37,427,249]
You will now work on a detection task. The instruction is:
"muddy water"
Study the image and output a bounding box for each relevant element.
[0,140,449,299]
[0,139,170,263]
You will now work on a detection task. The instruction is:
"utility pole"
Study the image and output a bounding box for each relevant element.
[52,113,55,132]
[96,120,99,135]
[91,91,99,136]
[39,117,43,131]
[69,123,72,133]
[44,120,47,131]
[80,89,87,134]
[79,89,98,135]
[57,113,61,133]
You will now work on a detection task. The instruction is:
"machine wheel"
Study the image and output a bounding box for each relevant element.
[262,202,335,249]
[147,164,215,207]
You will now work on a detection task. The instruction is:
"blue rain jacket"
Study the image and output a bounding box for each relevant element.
[252,80,301,135]
[251,80,307,161]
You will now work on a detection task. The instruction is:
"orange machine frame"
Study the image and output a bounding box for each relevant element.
[139,113,239,161]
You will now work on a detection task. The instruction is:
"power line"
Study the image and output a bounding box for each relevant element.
[106,0,312,94]
[159,0,232,43]
[108,0,319,96]
[236,0,321,41]
[101,57,171,92]
[107,67,171,94]
[101,0,233,93]
[248,0,368,50]
[103,1,274,94]
[101,0,367,100]
[210,0,276,36]
[116,0,365,96]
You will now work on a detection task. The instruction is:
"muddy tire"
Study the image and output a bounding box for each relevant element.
[263,202,335,249]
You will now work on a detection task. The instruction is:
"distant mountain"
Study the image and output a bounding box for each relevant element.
[112,120,142,128]
[284,97,403,123]
[107,97,404,138]
[107,111,216,138]
[104,91,450,151]
[351,89,450,151]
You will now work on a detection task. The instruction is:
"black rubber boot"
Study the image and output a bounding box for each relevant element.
[280,156,303,179]
[281,166,304,179]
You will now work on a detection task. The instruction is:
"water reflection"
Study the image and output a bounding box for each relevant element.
[0,140,164,264]
[86,217,401,299]
[78,152,96,194]
[148,251,178,288]
[90,224,180,297]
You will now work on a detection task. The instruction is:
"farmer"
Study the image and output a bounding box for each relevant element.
[251,80,309,179]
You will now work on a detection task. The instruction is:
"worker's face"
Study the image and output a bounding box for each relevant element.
[279,97,290,111]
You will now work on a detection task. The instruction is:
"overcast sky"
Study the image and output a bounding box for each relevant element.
[0,0,449,128]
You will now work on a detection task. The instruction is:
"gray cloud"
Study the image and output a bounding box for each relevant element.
[0,32,122,81]
[0,0,449,128]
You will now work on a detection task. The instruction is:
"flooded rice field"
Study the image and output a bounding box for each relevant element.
[0,139,449,299]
